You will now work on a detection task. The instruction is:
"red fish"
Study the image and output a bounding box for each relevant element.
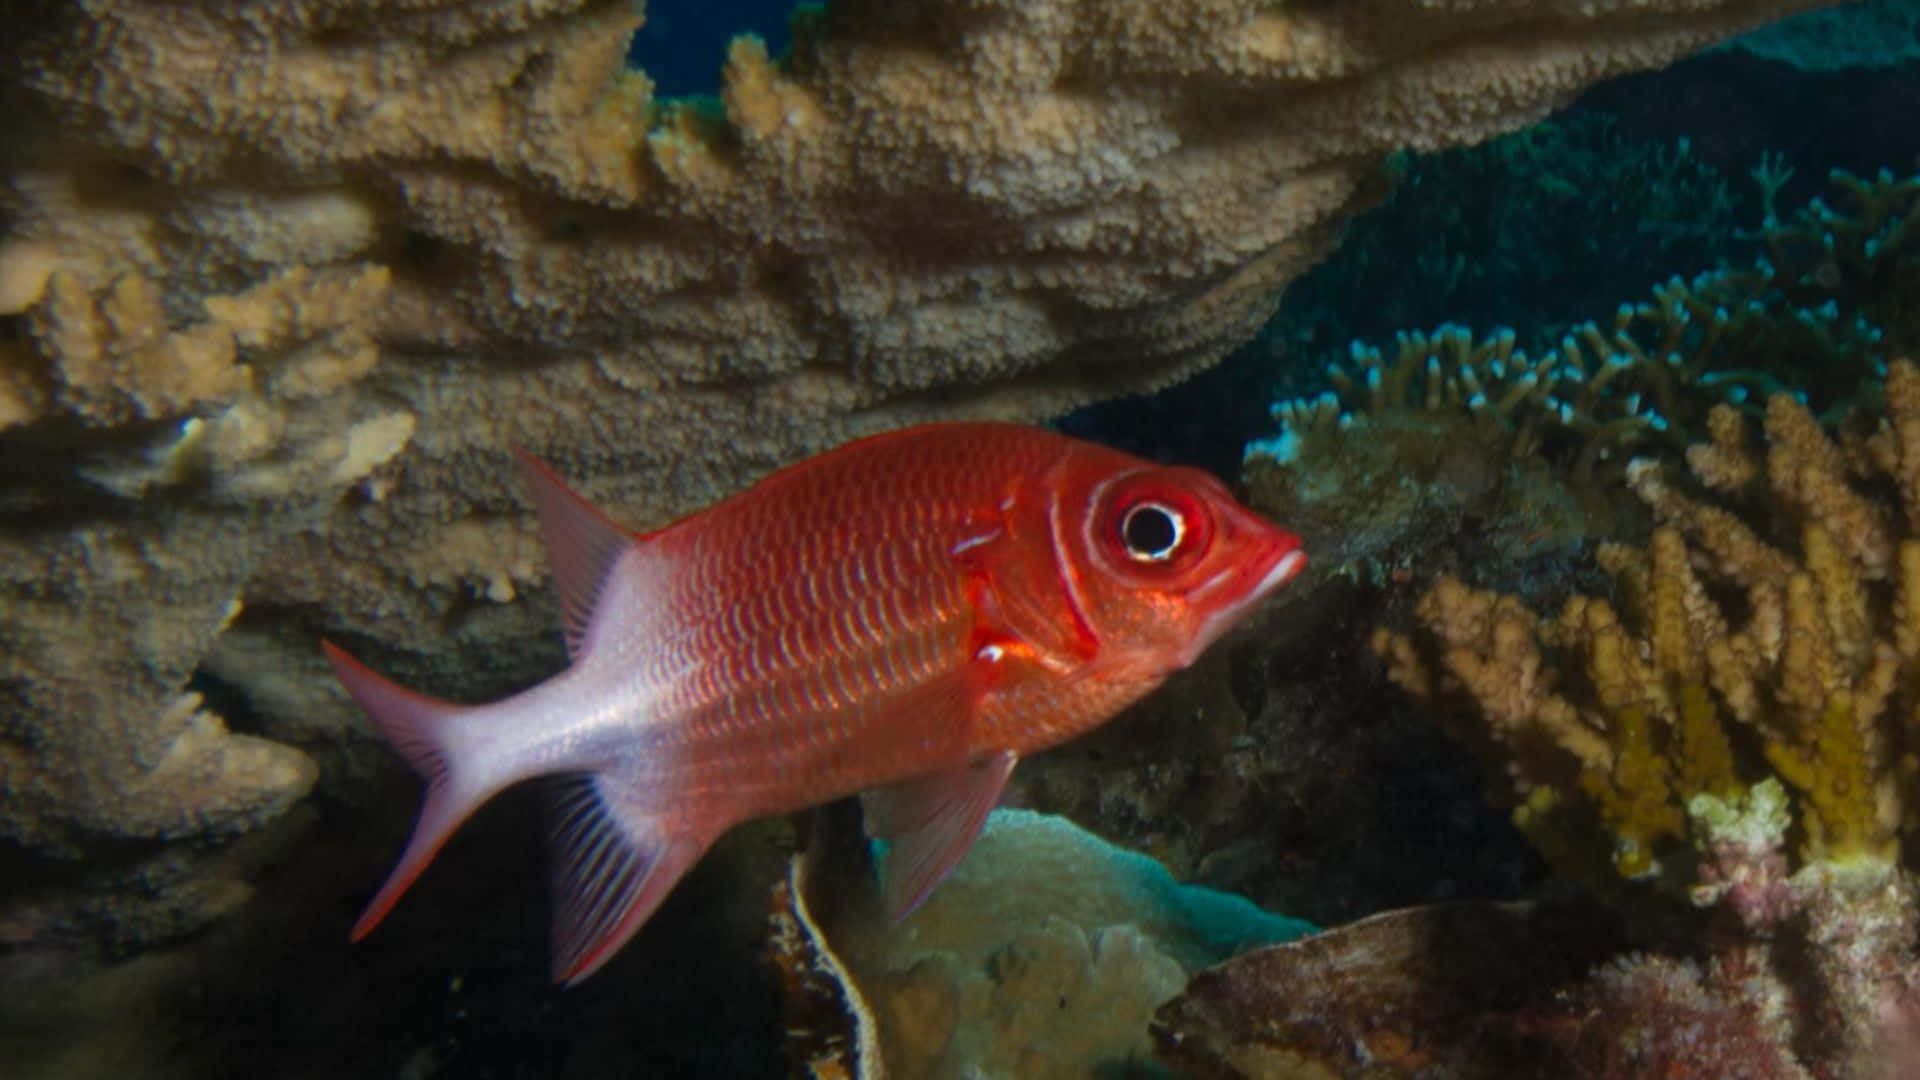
[325,422,1304,983]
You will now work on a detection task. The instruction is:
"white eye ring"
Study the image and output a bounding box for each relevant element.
[1120,501,1185,562]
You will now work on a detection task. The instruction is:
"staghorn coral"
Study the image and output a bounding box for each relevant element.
[1240,321,1622,601]
[1250,168,1917,482]
[0,0,1827,950]
[1374,360,1920,1075]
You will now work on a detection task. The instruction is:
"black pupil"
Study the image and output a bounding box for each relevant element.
[1123,504,1178,557]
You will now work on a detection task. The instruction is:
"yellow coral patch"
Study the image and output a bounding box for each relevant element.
[1383,362,1920,897]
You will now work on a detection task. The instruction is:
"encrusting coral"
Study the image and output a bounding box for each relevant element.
[1374,360,1920,1075]
[0,0,1827,949]
[769,807,1312,1079]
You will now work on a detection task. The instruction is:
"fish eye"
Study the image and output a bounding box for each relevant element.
[1120,501,1184,562]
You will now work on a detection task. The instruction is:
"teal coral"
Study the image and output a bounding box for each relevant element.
[772,808,1311,1078]
[1267,111,1744,347]
[1252,167,1920,478]
[1241,168,1920,605]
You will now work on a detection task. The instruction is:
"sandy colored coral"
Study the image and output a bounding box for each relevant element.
[1378,360,1920,1074]
[0,0,1825,948]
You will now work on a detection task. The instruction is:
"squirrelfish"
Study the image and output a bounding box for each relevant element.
[325,422,1304,983]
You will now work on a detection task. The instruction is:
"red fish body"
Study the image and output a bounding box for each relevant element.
[325,423,1304,983]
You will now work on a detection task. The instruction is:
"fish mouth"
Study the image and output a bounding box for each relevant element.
[1180,536,1306,664]
[1256,548,1307,599]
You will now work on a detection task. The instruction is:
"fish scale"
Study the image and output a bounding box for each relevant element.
[324,422,1304,983]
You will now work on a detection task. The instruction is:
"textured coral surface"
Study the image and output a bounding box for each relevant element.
[0,0,1823,953]
[1374,362,1920,1076]
[772,807,1311,1079]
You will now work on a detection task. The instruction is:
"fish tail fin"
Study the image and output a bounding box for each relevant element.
[323,639,488,942]
[545,773,712,985]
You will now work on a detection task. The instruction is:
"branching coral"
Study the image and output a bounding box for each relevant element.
[1251,168,1917,483]
[1374,360,1920,1074]
[0,0,1828,950]
[1265,109,1747,350]
[1243,167,1920,604]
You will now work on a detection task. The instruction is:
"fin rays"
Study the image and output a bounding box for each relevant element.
[322,640,488,942]
[864,750,1017,919]
[545,774,708,985]
[516,451,637,659]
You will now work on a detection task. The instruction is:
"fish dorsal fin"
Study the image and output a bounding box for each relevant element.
[516,451,635,659]
[545,773,711,985]
[862,750,1017,920]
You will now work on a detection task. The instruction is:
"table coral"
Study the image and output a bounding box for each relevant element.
[1377,360,1920,1075]
[0,0,1826,951]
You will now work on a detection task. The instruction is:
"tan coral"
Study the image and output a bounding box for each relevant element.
[1389,371,1920,878]
[1686,403,1761,493]
[1764,395,1893,576]
[1381,361,1920,1073]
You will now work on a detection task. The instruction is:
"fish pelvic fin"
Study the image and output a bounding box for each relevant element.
[863,749,1018,920]
[323,640,490,943]
[545,773,712,986]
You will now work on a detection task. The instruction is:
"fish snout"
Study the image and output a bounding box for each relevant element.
[1221,500,1307,601]
[1251,525,1307,601]
[1174,505,1305,664]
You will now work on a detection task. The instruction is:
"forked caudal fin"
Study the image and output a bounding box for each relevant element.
[328,455,706,983]
[330,641,714,980]
[326,643,709,984]
[323,640,491,942]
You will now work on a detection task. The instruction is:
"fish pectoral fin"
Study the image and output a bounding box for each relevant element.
[862,749,1017,921]
[544,773,711,986]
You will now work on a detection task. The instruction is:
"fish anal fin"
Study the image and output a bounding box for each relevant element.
[862,750,1017,920]
[545,773,711,986]
[515,450,637,659]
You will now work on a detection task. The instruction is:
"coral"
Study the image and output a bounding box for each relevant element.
[1243,167,1920,606]
[1725,0,1920,72]
[0,0,1825,951]
[768,807,1311,1079]
[1266,109,1746,348]
[1544,952,1806,1078]
[1375,360,1920,1075]
[1149,899,1625,1078]
[1240,326,1617,602]
[1252,166,1917,475]
[1762,168,1920,360]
